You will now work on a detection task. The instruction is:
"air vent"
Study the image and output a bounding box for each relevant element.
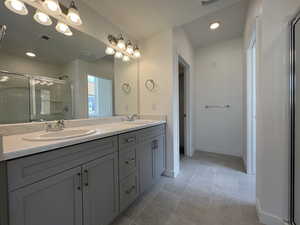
[201,0,219,6]
[41,35,50,40]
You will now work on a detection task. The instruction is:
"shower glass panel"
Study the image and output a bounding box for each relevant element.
[30,77,72,122]
[0,72,72,124]
[0,72,30,124]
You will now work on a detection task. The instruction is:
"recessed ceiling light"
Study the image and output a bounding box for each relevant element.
[209,22,220,30]
[26,52,36,57]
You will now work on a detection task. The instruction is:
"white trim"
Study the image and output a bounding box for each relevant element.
[163,169,179,178]
[256,199,286,225]
[246,19,257,175]
[178,55,193,158]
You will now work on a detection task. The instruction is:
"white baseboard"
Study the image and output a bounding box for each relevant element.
[163,169,179,178]
[256,199,287,225]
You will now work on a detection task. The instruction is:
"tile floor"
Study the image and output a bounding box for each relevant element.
[112,151,262,225]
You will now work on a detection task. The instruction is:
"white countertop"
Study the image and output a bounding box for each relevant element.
[1,120,166,161]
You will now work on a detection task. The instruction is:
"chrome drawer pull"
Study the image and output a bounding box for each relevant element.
[84,169,89,186]
[126,137,135,143]
[125,158,135,164]
[76,172,82,190]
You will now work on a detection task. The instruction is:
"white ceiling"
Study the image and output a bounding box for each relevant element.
[182,0,249,48]
[82,0,248,40]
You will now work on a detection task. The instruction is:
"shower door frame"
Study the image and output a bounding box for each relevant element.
[290,10,300,225]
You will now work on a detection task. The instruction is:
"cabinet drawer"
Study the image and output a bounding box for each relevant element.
[118,132,137,149]
[137,125,165,143]
[119,148,136,179]
[7,136,118,191]
[120,172,138,212]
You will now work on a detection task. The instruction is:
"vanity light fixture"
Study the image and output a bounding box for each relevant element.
[105,34,141,61]
[209,21,220,30]
[43,0,61,15]
[56,21,72,36]
[33,9,52,26]
[105,46,115,55]
[67,1,82,26]
[26,52,36,57]
[115,51,123,59]
[0,76,9,82]
[4,0,28,15]
[122,55,130,62]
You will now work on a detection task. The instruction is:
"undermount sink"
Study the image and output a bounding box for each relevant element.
[123,120,154,125]
[23,129,97,141]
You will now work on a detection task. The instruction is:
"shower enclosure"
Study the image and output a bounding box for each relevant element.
[0,70,72,124]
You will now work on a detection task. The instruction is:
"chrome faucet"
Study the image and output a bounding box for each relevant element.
[126,114,138,121]
[45,120,65,132]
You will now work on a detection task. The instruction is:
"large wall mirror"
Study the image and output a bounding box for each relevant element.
[0,2,138,124]
[291,11,300,225]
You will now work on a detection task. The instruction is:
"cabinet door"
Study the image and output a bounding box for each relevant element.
[155,135,166,177]
[9,167,83,225]
[83,153,119,225]
[138,139,156,194]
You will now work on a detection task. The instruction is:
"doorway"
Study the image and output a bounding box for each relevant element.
[247,32,257,175]
[179,62,186,158]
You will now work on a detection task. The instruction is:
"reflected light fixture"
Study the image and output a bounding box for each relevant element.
[33,10,52,26]
[105,34,141,61]
[117,35,126,50]
[0,76,9,82]
[122,55,130,62]
[209,21,220,30]
[105,46,115,55]
[26,52,36,57]
[126,41,134,55]
[43,0,61,14]
[67,1,82,25]
[115,51,123,59]
[56,22,72,36]
[133,46,141,58]
[4,0,28,15]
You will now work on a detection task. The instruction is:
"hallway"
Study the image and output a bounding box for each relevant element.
[113,151,260,225]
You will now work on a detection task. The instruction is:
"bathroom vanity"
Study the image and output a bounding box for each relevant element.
[0,122,166,225]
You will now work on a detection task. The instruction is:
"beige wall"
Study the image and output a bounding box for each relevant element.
[114,59,138,115]
[139,30,176,176]
[139,27,195,177]
[194,38,243,157]
[243,0,300,224]
[173,27,195,158]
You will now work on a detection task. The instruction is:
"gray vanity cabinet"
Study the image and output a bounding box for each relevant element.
[138,125,166,194]
[3,125,165,225]
[9,167,83,225]
[138,138,157,194]
[83,153,119,225]
[154,135,166,178]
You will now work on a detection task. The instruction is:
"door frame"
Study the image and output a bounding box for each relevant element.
[178,55,192,157]
[246,24,257,175]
